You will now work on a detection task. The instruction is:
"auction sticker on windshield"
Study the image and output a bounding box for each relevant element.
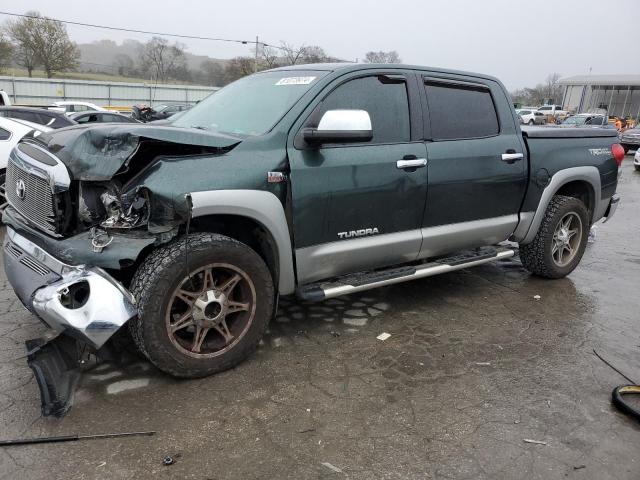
[275,76,317,86]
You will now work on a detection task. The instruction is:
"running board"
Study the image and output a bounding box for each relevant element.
[296,246,516,301]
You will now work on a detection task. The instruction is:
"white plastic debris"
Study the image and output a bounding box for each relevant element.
[588,225,598,243]
[321,462,343,473]
[533,295,541,300]
[376,332,391,341]
[523,439,547,445]
[475,362,491,366]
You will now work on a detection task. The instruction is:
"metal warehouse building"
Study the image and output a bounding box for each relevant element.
[560,75,640,119]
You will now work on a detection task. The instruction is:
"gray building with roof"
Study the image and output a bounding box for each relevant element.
[559,75,640,119]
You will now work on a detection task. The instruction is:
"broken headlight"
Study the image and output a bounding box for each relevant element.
[78,182,149,230]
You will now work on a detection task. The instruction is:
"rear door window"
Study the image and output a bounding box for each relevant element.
[424,81,499,140]
[315,75,411,143]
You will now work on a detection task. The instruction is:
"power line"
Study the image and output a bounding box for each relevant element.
[0,10,285,50]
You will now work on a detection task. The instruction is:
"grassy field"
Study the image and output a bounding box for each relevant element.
[1,68,193,85]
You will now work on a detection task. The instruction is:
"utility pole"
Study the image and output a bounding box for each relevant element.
[255,35,259,73]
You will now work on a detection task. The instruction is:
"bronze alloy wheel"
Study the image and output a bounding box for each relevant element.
[166,263,257,358]
[551,212,582,267]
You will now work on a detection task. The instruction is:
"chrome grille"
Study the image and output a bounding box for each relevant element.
[6,156,57,234]
[4,241,23,259]
[4,240,51,276]
[19,255,51,276]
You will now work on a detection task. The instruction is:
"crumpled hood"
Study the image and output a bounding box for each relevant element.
[28,124,242,180]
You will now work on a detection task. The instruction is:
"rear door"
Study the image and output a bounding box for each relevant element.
[288,70,428,284]
[418,75,527,259]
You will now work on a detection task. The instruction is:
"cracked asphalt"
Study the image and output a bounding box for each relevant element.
[1,157,639,480]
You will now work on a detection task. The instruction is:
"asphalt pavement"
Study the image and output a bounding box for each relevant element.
[1,156,639,480]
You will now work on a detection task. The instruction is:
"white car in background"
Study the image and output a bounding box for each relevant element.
[51,101,108,116]
[634,149,640,172]
[518,109,547,125]
[537,104,568,117]
[0,117,51,209]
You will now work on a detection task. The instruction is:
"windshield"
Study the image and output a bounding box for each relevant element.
[172,70,327,136]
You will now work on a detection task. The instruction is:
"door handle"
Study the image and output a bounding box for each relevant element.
[396,158,427,169]
[501,152,524,164]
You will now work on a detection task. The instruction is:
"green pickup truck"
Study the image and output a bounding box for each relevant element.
[2,63,623,414]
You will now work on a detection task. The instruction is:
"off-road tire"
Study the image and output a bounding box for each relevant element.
[129,232,274,378]
[519,195,589,279]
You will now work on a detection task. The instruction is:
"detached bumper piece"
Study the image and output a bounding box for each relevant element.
[26,336,82,417]
[3,227,137,349]
[3,227,139,417]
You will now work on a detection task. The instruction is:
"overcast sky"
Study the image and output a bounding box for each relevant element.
[5,0,640,89]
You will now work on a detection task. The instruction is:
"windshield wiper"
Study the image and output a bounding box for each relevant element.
[190,125,209,130]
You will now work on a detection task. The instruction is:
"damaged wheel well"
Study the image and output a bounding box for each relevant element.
[188,214,280,287]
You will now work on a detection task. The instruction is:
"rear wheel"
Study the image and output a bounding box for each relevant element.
[129,233,274,378]
[519,195,589,278]
[528,119,534,125]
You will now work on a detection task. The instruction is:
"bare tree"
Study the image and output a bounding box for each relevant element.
[0,34,12,74]
[224,56,255,83]
[544,72,563,103]
[301,45,329,64]
[363,50,402,64]
[280,41,305,66]
[140,37,187,83]
[112,53,134,76]
[5,11,40,76]
[199,59,225,86]
[510,73,564,107]
[260,45,280,69]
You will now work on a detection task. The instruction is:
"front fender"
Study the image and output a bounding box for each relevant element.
[189,190,295,295]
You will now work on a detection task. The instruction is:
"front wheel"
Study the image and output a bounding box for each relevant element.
[528,119,534,125]
[519,195,589,278]
[129,233,274,378]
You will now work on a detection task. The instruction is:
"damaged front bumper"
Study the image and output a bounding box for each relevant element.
[3,227,137,349]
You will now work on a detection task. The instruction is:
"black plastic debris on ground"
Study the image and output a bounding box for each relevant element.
[26,336,82,418]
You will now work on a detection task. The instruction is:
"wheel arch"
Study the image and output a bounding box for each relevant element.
[189,190,295,295]
[517,166,602,245]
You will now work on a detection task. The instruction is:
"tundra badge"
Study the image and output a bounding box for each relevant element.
[338,227,380,239]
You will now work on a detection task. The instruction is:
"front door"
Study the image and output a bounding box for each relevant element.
[418,75,528,259]
[288,72,428,284]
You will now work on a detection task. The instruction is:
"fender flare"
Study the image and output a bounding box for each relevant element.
[189,190,295,295]
[517,166,603,245]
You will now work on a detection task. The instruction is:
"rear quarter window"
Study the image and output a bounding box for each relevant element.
[424,81,499,140]
[0,127,10,140]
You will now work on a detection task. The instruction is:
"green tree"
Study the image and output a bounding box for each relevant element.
[5,11,40,77]
[0,35,13,74]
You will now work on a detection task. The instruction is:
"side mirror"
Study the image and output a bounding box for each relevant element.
[303,109,373,145]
